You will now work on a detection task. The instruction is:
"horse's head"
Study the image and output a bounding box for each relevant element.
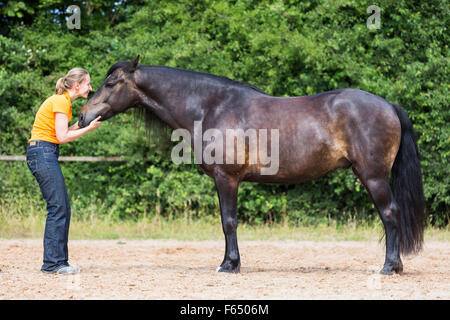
[78,55,141,128]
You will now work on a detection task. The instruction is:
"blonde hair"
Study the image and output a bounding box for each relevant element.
[55,67,89,94]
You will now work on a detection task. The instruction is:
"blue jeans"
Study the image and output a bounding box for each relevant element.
[26,140,71,272]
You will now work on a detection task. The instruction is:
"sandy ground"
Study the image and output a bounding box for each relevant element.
[0,239,448,300]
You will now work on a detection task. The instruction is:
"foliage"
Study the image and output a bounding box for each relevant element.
[0,0,448,226]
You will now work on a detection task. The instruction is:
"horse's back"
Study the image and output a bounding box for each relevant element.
[204,88,401,183]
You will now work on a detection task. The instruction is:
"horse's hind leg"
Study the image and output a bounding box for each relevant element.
[214,171,241,273]
[353,168,403,275]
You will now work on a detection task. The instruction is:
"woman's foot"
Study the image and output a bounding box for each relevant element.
[42,265,80,275]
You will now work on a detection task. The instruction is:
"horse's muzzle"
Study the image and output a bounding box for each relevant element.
[78,112,87,128]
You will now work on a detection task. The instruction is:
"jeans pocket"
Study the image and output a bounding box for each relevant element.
[44,146,56,154]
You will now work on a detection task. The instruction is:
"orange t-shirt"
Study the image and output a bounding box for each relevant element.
[28,91,72,144]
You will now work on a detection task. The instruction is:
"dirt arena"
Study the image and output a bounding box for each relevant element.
[0,239,448,300]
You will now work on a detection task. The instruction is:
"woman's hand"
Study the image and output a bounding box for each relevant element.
[68,121,80,131]
[87,116,102,131]
[55,113,102,144]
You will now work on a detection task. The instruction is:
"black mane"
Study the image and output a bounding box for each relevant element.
[107,61,267,95]
[156,66,268,94]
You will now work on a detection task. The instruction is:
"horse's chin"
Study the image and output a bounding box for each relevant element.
[98,112,115,122]
[79,112,115,128]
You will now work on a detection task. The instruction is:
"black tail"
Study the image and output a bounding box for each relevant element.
[391,104,426,255]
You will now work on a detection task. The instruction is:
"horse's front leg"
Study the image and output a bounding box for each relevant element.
[214,172,240,273]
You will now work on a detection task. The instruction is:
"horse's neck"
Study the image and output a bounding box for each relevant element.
[135,90,181,130]
[136,68,215,133]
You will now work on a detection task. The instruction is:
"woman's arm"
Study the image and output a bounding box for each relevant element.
[55,113,101,144]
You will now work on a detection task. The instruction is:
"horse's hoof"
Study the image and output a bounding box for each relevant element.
[379,268,393,275]
[380,262,403,275]
[217,266,240,273]
[216,261,240,274]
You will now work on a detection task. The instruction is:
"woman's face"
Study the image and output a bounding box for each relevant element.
[75,74,92,99]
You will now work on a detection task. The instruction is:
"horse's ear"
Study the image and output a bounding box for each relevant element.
[130,55,140,72]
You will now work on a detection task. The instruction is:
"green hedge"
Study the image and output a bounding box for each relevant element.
[0,0,448,226]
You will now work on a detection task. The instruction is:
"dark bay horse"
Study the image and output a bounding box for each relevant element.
[79,56,425,275]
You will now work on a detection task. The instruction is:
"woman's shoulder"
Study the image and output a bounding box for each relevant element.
[49,93,69,104]
[42,93,70,110]
[37,93,70,115]
[40,93,64,105]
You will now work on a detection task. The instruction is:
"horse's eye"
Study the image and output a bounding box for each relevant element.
[105,78,123,87]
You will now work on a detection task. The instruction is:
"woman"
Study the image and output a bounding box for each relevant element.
[26,68,102,274]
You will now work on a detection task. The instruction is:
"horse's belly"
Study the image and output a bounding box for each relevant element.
[243,146,350,184]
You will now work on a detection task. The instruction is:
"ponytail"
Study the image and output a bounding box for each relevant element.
[55,76,67,94]
[54,68,89,95]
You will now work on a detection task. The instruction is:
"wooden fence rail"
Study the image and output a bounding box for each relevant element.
[0,155,124,162]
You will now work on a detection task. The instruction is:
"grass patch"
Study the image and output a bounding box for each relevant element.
[1,206,449,242]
